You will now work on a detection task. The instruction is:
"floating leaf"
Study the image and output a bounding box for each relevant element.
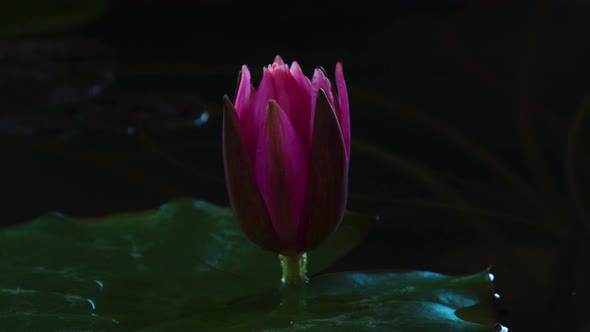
[143,269,497,332]
[0,199,497,331]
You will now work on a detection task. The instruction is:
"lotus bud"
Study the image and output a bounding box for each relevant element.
[222,56,350,285]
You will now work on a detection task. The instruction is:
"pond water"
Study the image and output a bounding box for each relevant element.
[2,1,590,331]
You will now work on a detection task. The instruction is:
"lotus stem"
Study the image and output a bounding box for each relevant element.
[278,252,308,286]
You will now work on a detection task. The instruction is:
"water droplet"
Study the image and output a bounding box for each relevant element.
[494,293,501,299]
[94,279,103,289]
[488,273,495,282]
[193,111,209,127]
[86,298,96,310]
[495,323,509,332]
[112,319,120,324]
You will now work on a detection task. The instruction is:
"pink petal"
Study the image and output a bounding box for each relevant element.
[233,66,257,158]
[244,67,277,161]
[252,67,277,115]
[222,96,281,252]
[254,100,309,252]
[268,62,312,155]
[290,61,312,99]
[234,65,255,119]
[273,55,285,65]
[335,62,351,158]
[309,68,335,151]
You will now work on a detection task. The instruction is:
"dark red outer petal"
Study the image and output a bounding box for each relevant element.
[222,95,281,253]
[298,89,348,252]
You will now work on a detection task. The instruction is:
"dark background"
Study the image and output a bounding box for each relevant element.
[2,0,590,331]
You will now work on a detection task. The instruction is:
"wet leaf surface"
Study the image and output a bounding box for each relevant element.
[0,199,496,331]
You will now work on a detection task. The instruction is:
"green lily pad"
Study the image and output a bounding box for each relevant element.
[0,199,498,331]
[0,0,109,36]
[143,269,497,332]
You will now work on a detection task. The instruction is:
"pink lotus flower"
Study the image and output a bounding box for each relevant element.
[222,56,350,254]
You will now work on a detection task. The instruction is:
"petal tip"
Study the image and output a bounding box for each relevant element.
[274,55,285,65]
[268,99,279,110]
[223,94,234,109]
[315,66,328,77]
